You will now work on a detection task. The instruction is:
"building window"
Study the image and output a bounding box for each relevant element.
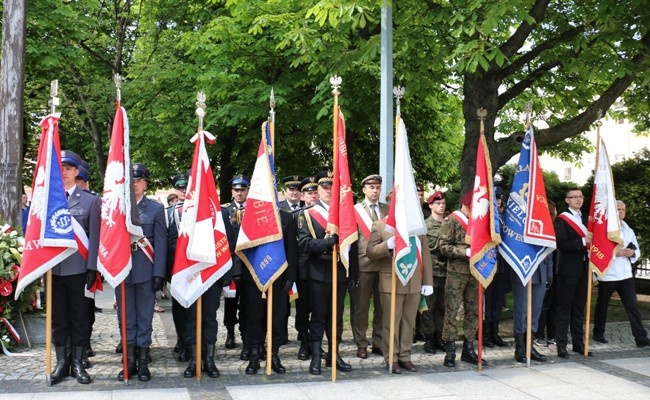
[563,167,572,181]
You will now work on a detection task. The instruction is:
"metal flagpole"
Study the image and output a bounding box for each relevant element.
[330,75,342,383]
[45,79,58,387]
[265,89,276,376]
[114,74,131,385]
[195,92,207,380]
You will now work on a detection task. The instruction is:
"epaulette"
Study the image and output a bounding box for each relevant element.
[222,202,232,207]
[83,189,100,197]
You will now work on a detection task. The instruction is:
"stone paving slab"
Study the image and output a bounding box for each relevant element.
[601,357,650,378]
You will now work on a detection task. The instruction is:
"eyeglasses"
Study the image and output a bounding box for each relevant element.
[566,195,584,199]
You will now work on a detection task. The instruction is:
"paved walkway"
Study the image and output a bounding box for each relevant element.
[2,287,650,399]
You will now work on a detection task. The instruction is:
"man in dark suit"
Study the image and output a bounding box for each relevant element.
[116,163,167,381]
[297,171,359,375]
[351,174,388,359]
[49,150,101,385]
[554,188,591,358]
[279,175,304,212]
[222,175,250,357]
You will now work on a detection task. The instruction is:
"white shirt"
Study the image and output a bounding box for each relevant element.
[364,199,380,219]
[599,220,640,282]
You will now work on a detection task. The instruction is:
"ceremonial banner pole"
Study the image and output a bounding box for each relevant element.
[524,103,533,368]
[195,93,208,380]
[114,75,131,384]
[584,112,602,358]
[266,89,276,376]
[44,79,58,387]
[330,76,341,383]
[476,108,486,372]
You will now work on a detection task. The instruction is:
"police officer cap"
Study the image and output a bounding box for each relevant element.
[230,174,250,189]
[427,191,445,204]
[461,191,473,207]
[361,174,382,186]
[76,160,91,182]
[132,163,150,180]
[281,175,304,189]
[300,177,318,192]
[315,170,333,187]
[61,150,82,168]
[173,173,189,189]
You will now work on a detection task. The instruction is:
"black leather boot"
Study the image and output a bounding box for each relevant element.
[49,345,69,385]
[271,352,286,374]
[461,340,487,366]
[434,331,446,352]
[245,346,260,375]
[71,345,92,384]
[184,345,197,378]
[82,343,92,369]
[325,344,352,372]
[178,338,191,362]
[423,335,437,354]
[115,341,123,354]
[309,342,322,375]
[240,346,251,361]
[530,345,548,362]
[514,334,526,363]
[225,325,236,349]
[137,347,151,381]
[443,340,456,367]
[483,321,494,348]
[491,322,509,347]
[203,344,220,378]
[86,342,96,358]
[118,344,137,381]
[298,331,311,360]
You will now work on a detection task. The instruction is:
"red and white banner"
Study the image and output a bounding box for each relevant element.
[97,106,143,287]
[588,137,623,277]
[171,130,232,307]
[327,108,358,270]
[16,114,77,298]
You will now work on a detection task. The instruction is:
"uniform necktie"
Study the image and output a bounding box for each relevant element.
[292,204,299,211]
[65,191,70,199]
[370,204,378,222]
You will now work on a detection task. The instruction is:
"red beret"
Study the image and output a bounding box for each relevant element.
[427,191,445,204]
[461,191,473,207]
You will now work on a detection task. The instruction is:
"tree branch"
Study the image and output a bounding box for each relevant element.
[499,0,551,58]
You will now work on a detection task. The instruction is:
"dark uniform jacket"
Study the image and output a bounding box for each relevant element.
[554,211,589,277]
[125,196,167,284]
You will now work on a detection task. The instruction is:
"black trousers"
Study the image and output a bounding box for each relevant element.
[172,296,189,336]
[52,273,91,347]
[294,278,311,334]
[555,274,587,347]
[243,279,289,350]
[593,278,648,341]
[536,279,557,339]
[186,283,221,345]
[484,271,508,323]
[308,279,346,346]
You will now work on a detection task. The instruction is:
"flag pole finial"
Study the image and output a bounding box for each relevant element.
[196,92,207,132]
[330,75,342,97]
[524,102,533,128]
[393,86,405,116]
[477,107,487,134]
[269,88,275,123]
[48,80,59,114]
[113,74,122,104]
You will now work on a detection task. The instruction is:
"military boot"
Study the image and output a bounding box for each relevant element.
[423,335,437,354]
[434,331,446,352]
[177,333,191,362]
[245,346,260,375]
[203,344,220,378]
[271,351,286,374]
[491,322,509,347]
[138,347,151,381]
[443,341,456,367]
[297,331,311,360]
[482,321,494,347]
[461,340,487,366]
[71,345,92,384]
[514,334,526,363]
[49,345,69,386]
[225,325,236,349]
[309,342,322,375]
[184,345,197,378]
[118,344,137,381]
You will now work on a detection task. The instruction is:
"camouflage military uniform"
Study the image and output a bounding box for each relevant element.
[439,214,478,342]
[420,216,447,338]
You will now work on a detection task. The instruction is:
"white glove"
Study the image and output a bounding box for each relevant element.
[387,236,396,250]
[465,248,471,258]
[421,285,434,296]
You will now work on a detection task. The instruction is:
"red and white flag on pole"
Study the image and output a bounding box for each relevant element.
[327,108,358,271]
[587,136,623,277]
[15,114,78,298]
[97,106,143,287]
[170,130,232,307]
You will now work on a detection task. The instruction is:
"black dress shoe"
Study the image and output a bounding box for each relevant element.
[371,347,383,356]
[325,355,352,372]
[530,346,547,362]
[557,346,569,358]
[593,336,608,344]
[636,337,650,347]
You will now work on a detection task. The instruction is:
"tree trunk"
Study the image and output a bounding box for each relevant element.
[0,0,27,229]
